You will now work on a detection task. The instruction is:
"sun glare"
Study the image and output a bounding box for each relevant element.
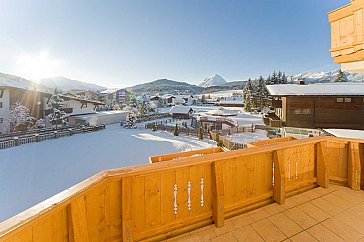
[16,50,64,81]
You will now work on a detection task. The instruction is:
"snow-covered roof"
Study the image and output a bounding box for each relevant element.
[169,106,193,114]
[323,129,364,139]
[267,83,364,96]
[206,107,237,116]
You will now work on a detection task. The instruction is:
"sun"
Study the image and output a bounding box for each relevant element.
[16,50,64,81]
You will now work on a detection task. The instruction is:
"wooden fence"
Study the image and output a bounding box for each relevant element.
[0,125,106,150]
[0,136,363,241]
[145,123,211,138]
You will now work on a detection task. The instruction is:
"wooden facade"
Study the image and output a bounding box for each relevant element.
[329,0,364,71]
[0,136,363,241]
[271,95,364,129]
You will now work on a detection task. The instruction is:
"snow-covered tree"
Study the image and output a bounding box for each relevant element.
[335,70,347,82]
[243,79,254,112]
[8,101,36,132]
[47,89,66,129]
[124,112,136,129]
[30,119,45,130]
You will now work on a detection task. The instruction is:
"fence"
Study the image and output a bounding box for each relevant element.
[0,124,106,150]
[135,113,170,123]
[145,122,211,138]
[1,136,361,241]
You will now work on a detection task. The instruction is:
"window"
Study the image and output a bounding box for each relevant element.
[336,98,343,103]
[0,118,3,124]
[0,102,2,108]
[344,98,352,103]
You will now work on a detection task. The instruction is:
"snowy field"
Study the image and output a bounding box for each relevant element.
[0,124,216,222]
[225,129,268,144]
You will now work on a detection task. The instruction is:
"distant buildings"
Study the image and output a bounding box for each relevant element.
[266,83,364,129]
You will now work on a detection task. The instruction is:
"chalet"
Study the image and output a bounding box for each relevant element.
[191,108,237,131]
[169,106,193,119]
[265,83,364,129]
[0,86,51,134]
[99,88,128,108]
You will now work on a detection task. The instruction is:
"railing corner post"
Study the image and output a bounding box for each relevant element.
[316,141,329,188]
[121,177,133,242]
[348,142,361,191]
[273,150,286,205]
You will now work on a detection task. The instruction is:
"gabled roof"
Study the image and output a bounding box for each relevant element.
[169,106,193,114]
[267,83,364,96]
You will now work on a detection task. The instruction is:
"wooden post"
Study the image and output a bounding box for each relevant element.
[70,196,89,242]
[348,142,361,191]
[273,150,286,205]
[121,177,133,242]
[212,161,224,227]
[316,141,329,188]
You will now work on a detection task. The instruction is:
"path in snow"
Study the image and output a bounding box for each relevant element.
[0,124,215,222]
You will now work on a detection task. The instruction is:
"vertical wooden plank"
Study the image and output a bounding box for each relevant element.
[273,150,286,205]
[70,196,89,242]
[144,174,161,228]
[121,177,133,242]
[348,142,361,191]
[175,167,190,220]
[108,180,122,240]
[132,176,145,232]
[211,161,224,227]
[161,171,176,225]
[316,141,329,188]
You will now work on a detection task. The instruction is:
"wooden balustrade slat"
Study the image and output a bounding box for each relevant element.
[316,141,329,188]
[121,177,133,242]
[70,196,89,242]
[273,150,286,205]
[211,161,224,227]
[348,142,361,190]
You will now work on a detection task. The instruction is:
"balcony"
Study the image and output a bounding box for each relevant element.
[0,136,363,241]
[328,0,364,72]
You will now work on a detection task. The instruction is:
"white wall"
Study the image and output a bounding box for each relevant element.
[0,89,10,134]
[63,99,97,117]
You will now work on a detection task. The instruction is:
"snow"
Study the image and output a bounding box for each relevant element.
[292,70,364,83]
[199,74,227,87]
[267,83,364,96]
[0,124,215,222]
[323,129,364,139]
[225,129,268,144]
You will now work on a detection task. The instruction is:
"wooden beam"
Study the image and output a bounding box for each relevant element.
[211,161,224,227]
[70,196,89,242]
[121,177,133,242]
[273,150,286,205]
[348,142,361,190]
[316,141,329,188]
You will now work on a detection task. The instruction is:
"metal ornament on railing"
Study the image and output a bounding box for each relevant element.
[295,159,298,179]
[272,162,275,186]
[200,178,204,207]
[187,181,191,211]
[288,160,291,181]
[173,184,178,215]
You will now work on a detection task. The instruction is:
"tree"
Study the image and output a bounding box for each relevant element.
[48,89,66,129]
[198,126,204,140]
[217,139,224,147]
[335,70,347,82]
[8,101,36,132]
[173,123,179,136]
[243,79,253,112]
[124,112,136,129]
[152,122,157,131]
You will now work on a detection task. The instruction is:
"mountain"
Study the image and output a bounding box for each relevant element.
[39,76,107,92]
[0,72,51,92]
[126,79,204,95]
[292,70,364,83]
[199,74,227,87]
[203,80,245,93]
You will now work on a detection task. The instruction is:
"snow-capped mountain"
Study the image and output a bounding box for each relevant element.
[40,76,106,92]
[199,74,227,87]
[292,70,364,83]
[0,72,51,92]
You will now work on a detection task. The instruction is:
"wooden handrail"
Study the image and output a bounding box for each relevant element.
[1,136,363,241]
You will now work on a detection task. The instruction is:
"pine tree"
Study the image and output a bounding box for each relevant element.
[124,112,136,129]
[152,122,157,131]
[8,101,36,132]
[173,123,179,136]
[281,72,288,84]
[47,89,66,129]
[243,79,253,112]
[335,70,347,82]
[198,126,204,140]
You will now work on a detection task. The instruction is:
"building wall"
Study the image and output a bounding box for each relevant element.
[284,96,364,129]
[9,88,45,119]
[63,99,97,117]
[0,89,10,134]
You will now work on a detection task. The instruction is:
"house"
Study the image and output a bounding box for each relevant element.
[66,89,101,101]
[161,94,176,106]
[0,86,51,134]
[218,96,244,107]
[99,88,128,108]
[191,108,238,131]
[169,106,193,119]
[266,82,364,129]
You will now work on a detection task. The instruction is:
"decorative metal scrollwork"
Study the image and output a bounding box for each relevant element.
[295,159,298,179]
[200,178,204,207]
[272,161,275,186]
[173,184,177,214]
[288,160,291,181]
[187,181,191,211]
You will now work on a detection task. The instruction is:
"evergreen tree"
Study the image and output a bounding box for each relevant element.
[124,112,136,129]
[47,89,66,129]
[217,139,224,147]
[243,79,253,112]
[281,72,288,84]
[152,122,157,131]
[335,70,347,82]
[198,126,204,140]
[173,123,179,136]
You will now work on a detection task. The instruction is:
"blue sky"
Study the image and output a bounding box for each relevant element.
[0,0,348,87]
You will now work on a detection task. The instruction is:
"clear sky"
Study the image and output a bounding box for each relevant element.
[0,0,348,87]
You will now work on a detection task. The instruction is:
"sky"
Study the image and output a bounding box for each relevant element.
[0,0,348,88]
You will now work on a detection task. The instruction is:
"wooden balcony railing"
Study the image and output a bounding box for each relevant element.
[328,0,364,66]
[0,136,363,241]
